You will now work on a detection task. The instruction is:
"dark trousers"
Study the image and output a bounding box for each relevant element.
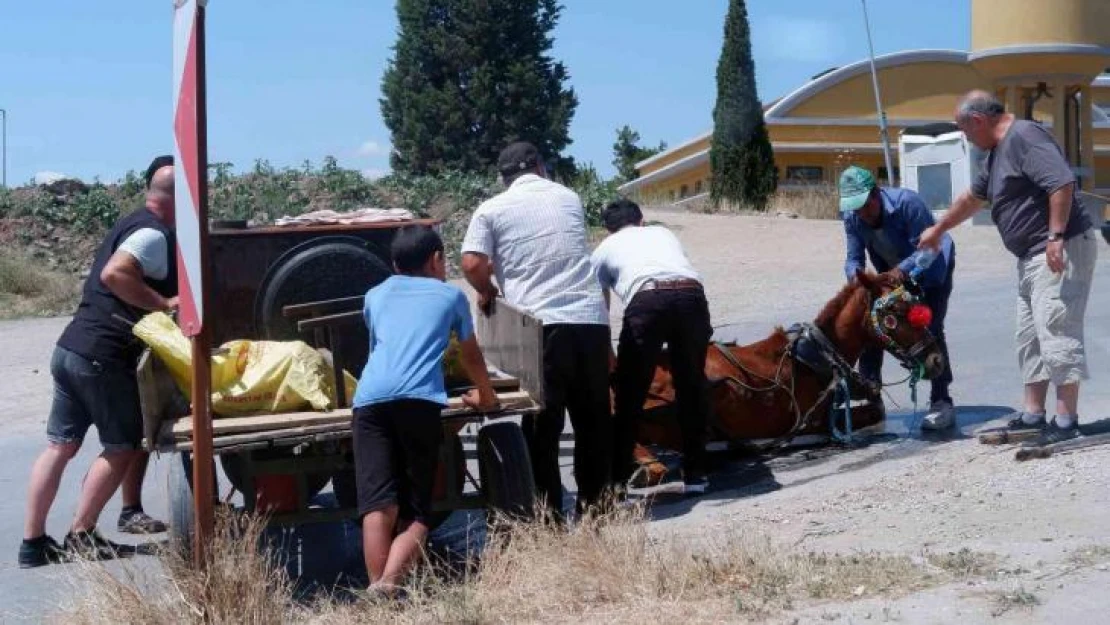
[860,259,955,403]
[522,324,613,519]
[613,288,712,483]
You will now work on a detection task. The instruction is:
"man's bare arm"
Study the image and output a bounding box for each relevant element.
[919,190,985,251]
[100,252,176,312]
[1047,182,1074,235]
[936,190,984,232]
[461,252,499,314]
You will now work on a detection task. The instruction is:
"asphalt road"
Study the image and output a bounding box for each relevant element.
[1,241,1108,622]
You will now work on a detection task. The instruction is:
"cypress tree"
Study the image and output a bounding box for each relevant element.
[709,0,776,209]
[380,0,578,176]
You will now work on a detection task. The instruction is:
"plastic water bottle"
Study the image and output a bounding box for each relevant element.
[909,249,938,279]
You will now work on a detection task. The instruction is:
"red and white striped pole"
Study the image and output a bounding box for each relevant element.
[173,0,214,568]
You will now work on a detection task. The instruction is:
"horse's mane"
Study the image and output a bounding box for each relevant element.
[816,277,874,328]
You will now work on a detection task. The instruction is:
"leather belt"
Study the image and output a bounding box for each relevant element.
[638,278,703,293]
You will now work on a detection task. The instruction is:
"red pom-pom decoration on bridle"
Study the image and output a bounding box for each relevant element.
[907,304,933,329]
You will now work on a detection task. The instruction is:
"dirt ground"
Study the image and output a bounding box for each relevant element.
[3,208,1109,622]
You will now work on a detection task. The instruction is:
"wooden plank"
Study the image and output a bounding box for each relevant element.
[209,218,440,238]
[296,309,363,332]
[977,428,1041,445]
[474,299,545,407]
[282,295,363,320]
[1014,432,1110,462]
[167,390,535,439]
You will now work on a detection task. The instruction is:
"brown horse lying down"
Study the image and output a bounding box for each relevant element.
[625,270,946,486]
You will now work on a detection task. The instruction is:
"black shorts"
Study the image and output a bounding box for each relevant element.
[352,399,443,524]
[46,346,142,452]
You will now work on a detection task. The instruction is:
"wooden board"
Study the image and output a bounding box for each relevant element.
[166,390,535,440]
[1014,432,1110,462]
[977,427,1041,445]
[474,299,545,407]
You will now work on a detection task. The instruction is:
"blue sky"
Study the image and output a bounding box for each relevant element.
[0,0,969,185]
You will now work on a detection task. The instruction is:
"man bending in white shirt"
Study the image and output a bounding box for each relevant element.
[591,199,712,495]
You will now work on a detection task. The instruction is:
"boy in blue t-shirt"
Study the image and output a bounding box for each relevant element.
[352,225,499,596]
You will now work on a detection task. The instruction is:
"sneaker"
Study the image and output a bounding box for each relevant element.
[18,535,70,569]
[1022,418,1081,448]
[64,527,129,561]
[921,400,957,430]
[1003,410,1046,431]
[118,509,167,535]
[683,475,709,496]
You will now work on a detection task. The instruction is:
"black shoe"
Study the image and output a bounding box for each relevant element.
[1023,418,1081,448]
[18,535,70,569]
[118,509,168,535]
[64,527,129,561]
[1003,411,1046,432]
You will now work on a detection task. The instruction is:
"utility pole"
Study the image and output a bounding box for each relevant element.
[861,0,896,186]
[1,108,7,188]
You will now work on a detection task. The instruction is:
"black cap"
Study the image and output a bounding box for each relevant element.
[497,142,540,176]
[144,155,174,188]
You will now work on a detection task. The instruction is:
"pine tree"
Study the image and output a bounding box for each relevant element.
[380,0,578,176]
[611,125,667,183]
[709,0,776,209]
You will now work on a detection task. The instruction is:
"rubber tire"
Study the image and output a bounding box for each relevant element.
[477,422,537,522]
[167,452,195,556]
[253,237,391,374]
[331,436,465,530]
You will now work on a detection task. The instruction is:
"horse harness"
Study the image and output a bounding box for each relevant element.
[647,284,931,451]
[707,321,876,451]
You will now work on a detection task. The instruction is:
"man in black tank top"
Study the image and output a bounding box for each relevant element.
[19,157,180,568]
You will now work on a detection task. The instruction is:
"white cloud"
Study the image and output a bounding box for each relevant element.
[361,168,389,181]
[34,171,68,184]
[356,140,388,157]
[755,16,845,64]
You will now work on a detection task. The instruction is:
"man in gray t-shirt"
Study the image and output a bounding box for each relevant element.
[920,90,1098,446]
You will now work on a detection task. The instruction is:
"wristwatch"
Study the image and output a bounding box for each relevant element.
[1047,232,1065,242]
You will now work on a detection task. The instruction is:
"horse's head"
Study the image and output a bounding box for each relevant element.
[855,270,946,379]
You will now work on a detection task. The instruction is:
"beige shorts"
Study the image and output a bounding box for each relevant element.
[1016,229,1098,386]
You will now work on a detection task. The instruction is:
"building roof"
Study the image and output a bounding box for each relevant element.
[635,49,971,171]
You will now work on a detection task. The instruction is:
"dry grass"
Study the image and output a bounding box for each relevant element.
[54,512,292,625]
[925,547,1001,579]
[1066,544,1110,568]
[988,586,1040,618]
[53,503,993,625]
[0,251,79,318]
[656,185,840,221]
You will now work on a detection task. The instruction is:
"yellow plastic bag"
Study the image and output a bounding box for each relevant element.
[443,333,469,384]
[133,312,356,416]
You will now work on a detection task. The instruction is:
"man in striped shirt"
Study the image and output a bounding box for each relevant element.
[462,141,613,519]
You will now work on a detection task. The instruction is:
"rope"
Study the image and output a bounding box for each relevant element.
[904,361,925,432]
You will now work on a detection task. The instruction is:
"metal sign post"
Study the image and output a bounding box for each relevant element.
[173,0,214,568]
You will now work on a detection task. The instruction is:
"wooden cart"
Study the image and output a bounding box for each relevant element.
[138,221,544,551]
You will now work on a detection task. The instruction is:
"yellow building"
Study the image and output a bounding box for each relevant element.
[619,0,1110,213]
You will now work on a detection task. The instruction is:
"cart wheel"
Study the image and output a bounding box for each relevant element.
[167,452,195,555]
[477,422,536,522]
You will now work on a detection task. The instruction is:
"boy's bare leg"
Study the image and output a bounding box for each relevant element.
[377,518,429,589]
[362,506,399,585]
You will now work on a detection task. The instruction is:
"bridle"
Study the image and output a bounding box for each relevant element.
[869,284,936,372]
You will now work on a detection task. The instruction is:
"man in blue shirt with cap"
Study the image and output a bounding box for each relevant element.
[839,165,957,430]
